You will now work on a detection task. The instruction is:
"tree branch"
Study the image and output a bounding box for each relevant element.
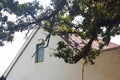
[7,0,67,32]
[95,14,120,28]
[32,16,55,57]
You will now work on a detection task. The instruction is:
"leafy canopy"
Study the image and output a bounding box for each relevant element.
[0,0,120,64]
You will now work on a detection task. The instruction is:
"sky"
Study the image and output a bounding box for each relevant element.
[0,0,120,76]
[0,32,26,76]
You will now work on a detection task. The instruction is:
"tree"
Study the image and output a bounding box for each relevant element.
[0,76,6,80]
[0,0,120,64]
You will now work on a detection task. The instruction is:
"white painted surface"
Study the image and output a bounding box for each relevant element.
[5,29,120,80]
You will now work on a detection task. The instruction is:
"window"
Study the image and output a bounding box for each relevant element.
[35,43,45,62]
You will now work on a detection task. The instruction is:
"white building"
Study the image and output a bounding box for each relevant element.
[3,28,120,80]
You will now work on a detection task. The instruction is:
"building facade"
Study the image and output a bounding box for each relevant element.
[3,28,120,80]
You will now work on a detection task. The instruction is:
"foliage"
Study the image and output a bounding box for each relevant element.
[0,0,120,63]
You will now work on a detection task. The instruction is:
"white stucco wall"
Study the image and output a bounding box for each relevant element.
[5,29,120,80]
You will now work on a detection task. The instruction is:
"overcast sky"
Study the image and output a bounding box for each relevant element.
[0,0,120,76]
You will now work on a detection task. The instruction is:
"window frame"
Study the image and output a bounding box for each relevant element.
[35,42,45,63]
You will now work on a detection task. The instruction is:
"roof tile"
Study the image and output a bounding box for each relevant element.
[64,35,119,50]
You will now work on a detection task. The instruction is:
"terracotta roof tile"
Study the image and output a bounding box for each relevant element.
[63,35,119,50]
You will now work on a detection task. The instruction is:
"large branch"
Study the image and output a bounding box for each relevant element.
[8,0,67,31]
[73,23,99,63]
[74,15,120,62]
[95,15,120,27]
